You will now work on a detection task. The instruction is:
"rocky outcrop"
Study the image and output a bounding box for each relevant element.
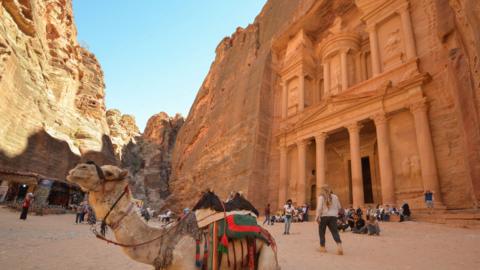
[122,113,184,209]
[106,109,140,158]
[0,0,115,179]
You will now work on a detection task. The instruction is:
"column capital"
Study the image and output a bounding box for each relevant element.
[365,23,377,33]
[296,139,308,147]
[314,132,328,142]
[409,98,428,114]
[371,113,388,126]
[346,122,363,134]
[397,2,410,14]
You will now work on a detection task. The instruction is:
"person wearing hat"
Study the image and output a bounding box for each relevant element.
[315,185,343,255]
[19,193,34,220]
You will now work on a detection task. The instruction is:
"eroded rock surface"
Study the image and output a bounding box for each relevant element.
[0,0,115,178]
[106,109,140,159]
[122,113,184,209]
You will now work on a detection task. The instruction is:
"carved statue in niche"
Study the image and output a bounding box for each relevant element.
[409,155,421,179]
[384,29,401,57]
[401,155,422,182]
[382,28,404,70]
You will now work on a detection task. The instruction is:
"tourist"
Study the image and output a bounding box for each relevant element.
[347,209,355,229]
[19,193,34,220]
[337,217,349,232]
[283,199,294,234]
[263,203,271,225]
[352,213,367,234]
[87,206,96,225]
[400,201,411,222]
[356,207,363,217]
[80,200,88,223]
[315,185,343,255]
[302,204,309,222]
[424,190,434,209]
[383,204,391,221]
[75,203,83,224]
[366,215,380,235]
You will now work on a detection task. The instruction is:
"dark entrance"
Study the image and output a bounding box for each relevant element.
[310,184,317,210]
[48,182,70,207]
[361,157,374,204]
[17,184,29,202]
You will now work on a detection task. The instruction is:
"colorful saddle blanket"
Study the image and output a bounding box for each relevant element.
[197,214,276,270]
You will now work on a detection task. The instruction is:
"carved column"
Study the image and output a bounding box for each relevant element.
[323,61,330,97]
[355,52,362,84]
[399,5,417,60]
[410,99,443,205]
[367,26,381,76]
[298,72,305,112]
[315,133,328,197]
[372,113,396,205]
[296,140,308,205]
[347,123,364,207]
[340,50,349,91]
[278,145,288,207]
[281,81,288,119]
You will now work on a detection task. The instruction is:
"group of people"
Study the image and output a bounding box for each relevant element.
[74,200,96,225]
[263,203,309,226]
[271,185,425,255]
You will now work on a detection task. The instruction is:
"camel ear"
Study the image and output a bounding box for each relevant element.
[119,169,128,179]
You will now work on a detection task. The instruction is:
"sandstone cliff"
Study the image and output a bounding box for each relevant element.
[106,109,140,159]
[122,112,184,209]
[0,0,115,179]
[170,0,319,209]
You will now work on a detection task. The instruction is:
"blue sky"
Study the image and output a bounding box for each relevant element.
[72,1,266,131]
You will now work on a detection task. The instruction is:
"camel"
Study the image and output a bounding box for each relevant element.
[66,162,279,270]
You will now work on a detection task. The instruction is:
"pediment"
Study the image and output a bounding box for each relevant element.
[295,90,379,128]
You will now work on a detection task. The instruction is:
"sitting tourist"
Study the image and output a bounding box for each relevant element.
[337,217,350,232]
[347,211,355,230]
[366,215,380,235]
[352,214,367,234]
[383,204,391,221]
[400,201,411,222]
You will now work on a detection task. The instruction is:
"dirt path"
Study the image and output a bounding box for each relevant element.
[1,207,479,270]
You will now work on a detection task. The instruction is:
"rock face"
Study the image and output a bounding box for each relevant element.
[170,0,310,209]
[122,113,184,209]
[170,0,480,211]
[0,0,115,179]
[106,109,140,159]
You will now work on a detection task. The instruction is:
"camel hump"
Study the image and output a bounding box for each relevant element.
[225,192,259,216]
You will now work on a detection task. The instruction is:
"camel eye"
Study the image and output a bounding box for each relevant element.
[105,171,113,177]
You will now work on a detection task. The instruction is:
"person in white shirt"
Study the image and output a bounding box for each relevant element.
[283,199,294,235]
[315,185,343,255]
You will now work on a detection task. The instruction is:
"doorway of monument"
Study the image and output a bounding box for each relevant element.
[361,156,374,204]
[347,157,374,205]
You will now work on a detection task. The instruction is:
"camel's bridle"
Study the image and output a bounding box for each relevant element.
[85,161,130,236]
[84,161,189,248]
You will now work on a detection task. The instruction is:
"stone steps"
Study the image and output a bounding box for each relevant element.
[412,209,480,229]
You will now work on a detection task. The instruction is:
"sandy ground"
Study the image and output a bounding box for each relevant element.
[1,207,480,270]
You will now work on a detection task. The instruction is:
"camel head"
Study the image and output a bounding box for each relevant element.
[67,162,128,192]
[67,162,130,218]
